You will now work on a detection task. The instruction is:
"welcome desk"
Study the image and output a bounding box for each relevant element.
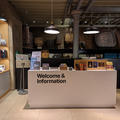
[28,70,117,108]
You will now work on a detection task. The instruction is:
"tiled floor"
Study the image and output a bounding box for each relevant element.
[0,90,120,120]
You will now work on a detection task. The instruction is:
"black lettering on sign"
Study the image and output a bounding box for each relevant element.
[37,73,66,84]
[37,79,66,84]
[37,74,60,78]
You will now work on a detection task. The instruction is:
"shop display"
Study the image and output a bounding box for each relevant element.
[52,54,62,58]
[79,54,88,59]
[0,49,7,58]
[63,53,73,58]
[74,59,109,70]
[30,51,41,70]
[88,61,92,68]
[42,63,49,70]
[0,33,7,46]
[0,20,9,72]
[96,54,103,59]
[32,51,41,61]
[34,37,43,49]
[49,53,54,58]
[0,65,5,72]
[59,63,67,70]
[30,57,40,70]
[104,53,117,59]
[69,67,73,71]
[0,20,10,98]
[75,63,86,71]
[106,62,114,70]
[49,67,58,70]
[41,50,49,58]
[0,39,6,46]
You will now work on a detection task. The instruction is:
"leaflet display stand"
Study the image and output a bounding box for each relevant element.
[16,55,30,95]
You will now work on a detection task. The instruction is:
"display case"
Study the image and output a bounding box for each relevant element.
[0,20,9,72]
[0,20,10,98]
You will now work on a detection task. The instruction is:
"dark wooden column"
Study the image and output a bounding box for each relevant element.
[73,14,80,58]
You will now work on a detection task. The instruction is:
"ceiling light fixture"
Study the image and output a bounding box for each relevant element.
[0,17,7,22]
[83,15,100,35]
[83,26,100,34]
[44,0,60,34]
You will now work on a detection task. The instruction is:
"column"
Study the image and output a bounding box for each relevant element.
[73,14,80,58]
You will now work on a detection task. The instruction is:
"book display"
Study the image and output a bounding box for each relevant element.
[30,51,41,70]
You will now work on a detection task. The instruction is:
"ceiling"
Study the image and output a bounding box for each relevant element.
[8,0,120,27]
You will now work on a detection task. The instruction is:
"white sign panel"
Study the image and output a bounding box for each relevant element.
[28,70,117,108]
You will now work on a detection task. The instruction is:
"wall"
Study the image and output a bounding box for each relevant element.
[0,0,23,89]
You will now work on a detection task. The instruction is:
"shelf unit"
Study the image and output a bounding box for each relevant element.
[0,20,10,98]
[0,20,9,72]
[23,48,73,54]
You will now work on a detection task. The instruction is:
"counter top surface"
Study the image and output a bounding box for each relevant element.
[29,69,116,72]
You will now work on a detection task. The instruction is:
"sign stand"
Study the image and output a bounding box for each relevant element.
[18,62,28,95]
[16,54,30,95]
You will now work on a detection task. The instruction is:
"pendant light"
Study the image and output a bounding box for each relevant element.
[83,26,100,34]
[44,0,60,34]
[0,17,7,22]
[83,15,100,35]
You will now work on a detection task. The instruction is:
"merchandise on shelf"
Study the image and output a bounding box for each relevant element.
[106,62,114,70]
[0,64,5,72]
[52,54,62,58]
[41,50,49,58]
[42,63,49,70]
[34,37,43,49]
[0,33,7,46]
[75,62,86,71]
[63,53,73,58]
[59,63,67,70]
[104,53,117,59]
[30,51,41,70]
[0,49,7,58]
[74,59,110,71]
[0,39,6,46]
[30,57,40,70]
